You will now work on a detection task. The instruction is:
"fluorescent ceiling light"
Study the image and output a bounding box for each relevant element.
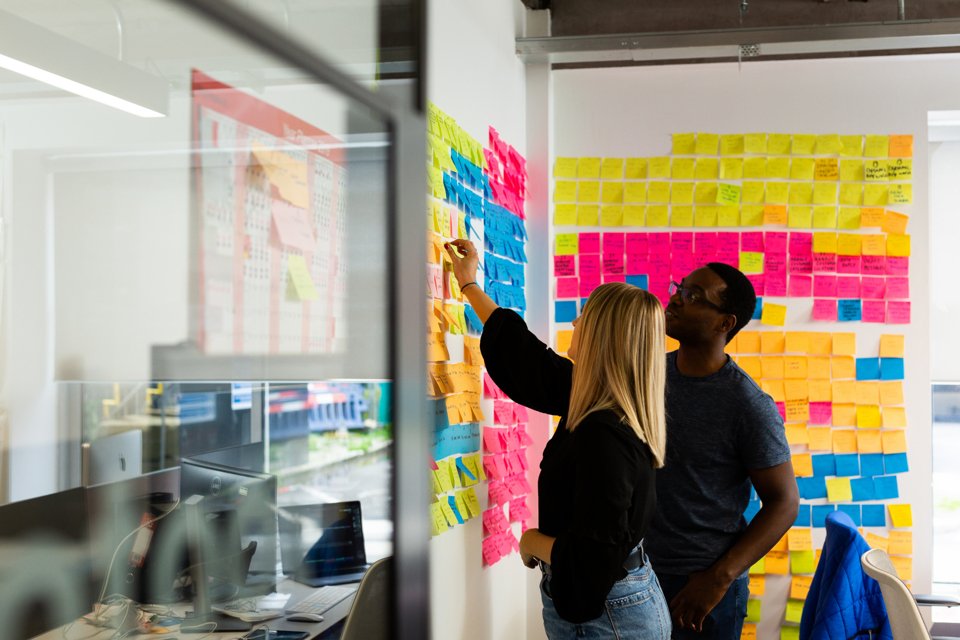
[0,9,167,118]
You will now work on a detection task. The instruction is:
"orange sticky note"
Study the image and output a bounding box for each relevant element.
[888,530,913,556]
[785,331,811,353]
[784,356,809,379]
[856,382,881,405]
[738,356,763,380]
[888,134,914,158]
[762,380,786,403]
[772,533,790,552]
[788,528,813,551]
[792,453,813,477]
[879,381,904,406]
[809,333,833,355]
[879,334,905,358]
[882,429,907,454]
[891,556,913,581]
[808,357,832,380]
[857,405,882,428]
[857,430,883,454]
[832,380,856,403]
[791,576,813,600]
[832,356,856,379]
[832,403,856,427]
[741,623,758,640]
[833,430,857,454]
[861,234,887,256]
[808,427,833,451]
[889,504,913,528]
[765,550,790,575]
[784,380,809,401]
[826,477,853,502]
[762,356,785,379]
[760,332,786,354]
[866,532,889,551]
[832,333,857,355]
[556,330,573,353]
[860,208,886,228]
[883,210,909,235]
[785,424,810,445]
[749,575,766,597]
[837,233,862,256]
[786,400,809,422]
[882,406,907,428]
[887,234,911,257]
[763,204,788,225]
[808,380,832,402]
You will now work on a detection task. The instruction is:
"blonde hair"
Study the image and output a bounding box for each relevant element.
[566,282,667,468]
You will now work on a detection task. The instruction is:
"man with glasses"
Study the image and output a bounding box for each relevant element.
[651,263,798,639]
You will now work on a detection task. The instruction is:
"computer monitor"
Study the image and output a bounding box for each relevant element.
[179,457,278,598]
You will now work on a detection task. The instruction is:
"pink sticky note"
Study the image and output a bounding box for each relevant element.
[813,253,837,273]
[483,372,505,399]
[695,232,719,255]
[481,537,501,565]
[789,253,813,274]
[886,301,911,324]
[603,273,626,283]
[775,402,786,420]
[747,274,765,297]
[626,253,649,274]
[789,232,813,254]
[837,256,861,274]
[503,427,521,451]
[837,276,861,298]
[861,276,886,299]
[514,405,529,422]
[813,275,838,298]
[765,253,787,275]
[580,278,600,298]
[765,232,788,254]
[671,232,694,253]
[494,400,516,425]
[649,233,671,254]
[862,300,886,323]
[813,298,838,321]
[272,200,317,252]
[493,454,508,478]
[788,275,813,297]
[557,277,579,299]
[741,231,765,252]
[483,427,504,453]
[861,255,887,276]
[554,255,576,277]
[886,257,910,276]
[603,253,625,274]
[809,402,833,425]
[886,277,909,299]
[626,233,649,256]
[580,254,601,279]
[483,455,500,480]
[765,274,787,297]
[603,232,625,254]
[579,232,600,254]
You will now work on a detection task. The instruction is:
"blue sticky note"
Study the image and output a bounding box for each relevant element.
[812,454,836,477]
[752,298,763,320]
[838,299,862,321]
[862,504,886,527]
[447,495,464,524]
[860,454,885,478]
[581,297,590,308]
[856,358,881,381]
[813,505,836,528]
[884,453,909,475]
[794,505,812,527]
[750,485,758,501]
[880,358,905,380]
[797,476,827,500]
[838,504,862,526]
[835,454,860,477]
[874,475,899,500]
[744,500,761,523]
[626,274,649,290]
[555,300,578,323]
[851,477,877,501]
[455,456,476,481]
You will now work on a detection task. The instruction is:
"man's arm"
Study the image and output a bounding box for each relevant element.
[669,460,799,633]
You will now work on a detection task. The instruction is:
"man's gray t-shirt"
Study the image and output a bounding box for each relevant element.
[647,351,791,576]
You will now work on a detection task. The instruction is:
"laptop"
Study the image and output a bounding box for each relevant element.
[84,430,143,486]
[278,501,370,587]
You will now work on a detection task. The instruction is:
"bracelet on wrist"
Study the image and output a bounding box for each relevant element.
[461,281,478,292]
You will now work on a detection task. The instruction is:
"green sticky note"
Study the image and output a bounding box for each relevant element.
[739,251,764,274]
[780,627,801,640]
[749,558,765,575]
[716,183,741,205]
[785,599,804,624]
[790,550,816,574]
[746,598,762,622]
[555,233,578,255]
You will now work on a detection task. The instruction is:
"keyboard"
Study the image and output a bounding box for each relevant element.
[287,584,359,615]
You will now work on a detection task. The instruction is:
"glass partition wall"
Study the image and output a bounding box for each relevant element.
[0,1,427,638]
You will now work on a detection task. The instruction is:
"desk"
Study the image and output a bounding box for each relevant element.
[33,578,356,640]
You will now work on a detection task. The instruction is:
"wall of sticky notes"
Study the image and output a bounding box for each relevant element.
[551,61,933,640]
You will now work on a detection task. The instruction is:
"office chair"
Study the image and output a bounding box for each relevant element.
[339,556,392,640]
[861,548,960,640]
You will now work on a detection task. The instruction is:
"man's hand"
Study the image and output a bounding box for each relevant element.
[520,551,538,569]
[669,569,731,633]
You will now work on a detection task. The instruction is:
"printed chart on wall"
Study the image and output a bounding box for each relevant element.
[425,103,533,567]
[191,69,346,355]
[552,133,913,639]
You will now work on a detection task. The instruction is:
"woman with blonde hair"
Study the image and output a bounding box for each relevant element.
[445,239,671,639]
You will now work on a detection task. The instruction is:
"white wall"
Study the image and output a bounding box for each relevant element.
[426,1,542,639]
[929,139,960,383]
[552,55,949,637]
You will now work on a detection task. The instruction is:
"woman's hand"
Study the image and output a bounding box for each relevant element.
[444,239,479,289]
[520,551,539,569]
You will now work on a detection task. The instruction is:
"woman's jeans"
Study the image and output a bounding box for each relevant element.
[540,559,672,639]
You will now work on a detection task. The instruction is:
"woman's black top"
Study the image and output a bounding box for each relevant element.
[480,308,657,623]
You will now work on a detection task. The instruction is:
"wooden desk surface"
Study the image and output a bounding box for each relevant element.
[33,578,356,640]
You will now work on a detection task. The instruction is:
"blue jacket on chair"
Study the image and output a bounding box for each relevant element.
[799,510,892,640]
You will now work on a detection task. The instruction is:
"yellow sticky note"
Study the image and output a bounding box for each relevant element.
[826,477,853,502]
[880,334,905,357]
[888,504,913,528]
[838,207,862,229]
[745,133,768,154]
[648,181,671,203]
[857,405,882,429]
[252,145,310,208]
[792,453,813,477]
[578,181,600,202]
[760,331,786,354]
[839,159,864,182]
[891,556,913,581]
[768,133,792,155]
[555,233,578,255]
[743,157,767,179]
[856,381,880,405]
[879,381,904,406]
[577,205,599,226]
[694,182,718,204]
[808,358,832,381]
[695,158,719,180]
[647,205,669,226]
[784,356,808,379]
[840,135,863,157]
[556,330,573,354]
[600,205,623,226]
[648,157,671,179]
[554,157,577,178]
[809,333,833,355]
[791,134,816,154]
[673,133,696,155]
[861,234,887,256]
[720,134,745,155]
[672,182,695,204]
[554,204,577,225]
[766,157,791,180]
[791,158,816,180]
[815,134,842,155]
[863,184,889,206]
[696,133,720,155]
[784,331,810,353]
[888,530,913,556]
[833,356,856,379]
[671,206,694,227]
[741,181,765,204]
[808,379,832,401]
[813,183,838,205]
[746,599,763,623]
[623,205,646,226]
[832,333,857,355]
[761,356,785,379]
[601,157,625,179]
[762,303,787,326]
[883,406,907,428]
[601,181,624,203]
[672,157,696,179]
[766,183,790,205]
[554,181,577,202]
[888,184,912,204]
[741,205,764,226]
[287,255,319,301]
[887,234,911,257]
[789,184,813,206]
[624,182,647,203]
[812,232,838,254]
[833,404,856,427]
[857,430,882,454]
[625,158,648,179]
[833,430,857,454]
[888,158,912,180]
[694,206,719,227]
[866,532,889,552]
[864,159,889,182]
[832,380,856,403]
[578,157,601,178]
[882,429,907,454]
[864,135,889,158]
[788,206,812,228]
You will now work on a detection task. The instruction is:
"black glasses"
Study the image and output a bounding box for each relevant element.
[668,280,729,313]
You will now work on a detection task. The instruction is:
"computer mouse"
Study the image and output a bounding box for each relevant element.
[286,612,324,623]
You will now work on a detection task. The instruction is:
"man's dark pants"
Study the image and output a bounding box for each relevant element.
[656,573,750,640]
